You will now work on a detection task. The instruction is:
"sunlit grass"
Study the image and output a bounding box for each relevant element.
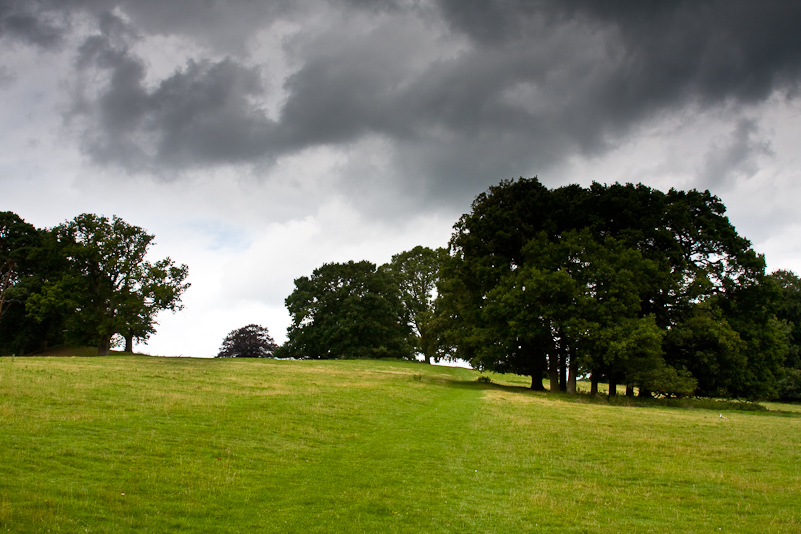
[1,356,799,533]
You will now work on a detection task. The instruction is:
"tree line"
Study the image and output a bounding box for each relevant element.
[4,178,800,401]
[0,212,189,356]
[250,178,799,401]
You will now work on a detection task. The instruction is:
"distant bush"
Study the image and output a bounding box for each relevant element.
[217,324,278,358]
[777,368,801,402]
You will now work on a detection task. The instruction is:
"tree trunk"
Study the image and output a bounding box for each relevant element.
[559,352,567,392]
[591,373,598,395]
[548,353,559,392]
[638,387,651,398]
[567,354,577,394]
[530,375,545,391]
[626,384,635,397]
[124,333,134,353]
[98,337,111,356]
[526,344,547,391]
[608,379,617,397]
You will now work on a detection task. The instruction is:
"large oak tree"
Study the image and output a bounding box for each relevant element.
[440,178,781,398]
[27,214,189,355]
[283,260,412,360]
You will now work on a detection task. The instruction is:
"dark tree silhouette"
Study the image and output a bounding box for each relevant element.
[0,211,40,324]
[25,214,189,356]
[217,324,278,358]
[282,261,412,360]
[439,177,780,398]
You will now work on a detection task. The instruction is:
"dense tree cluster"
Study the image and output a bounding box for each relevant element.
[0,212,189,356]
[7,177,801,402]
[438,178,791,399]
[281,178,800,401]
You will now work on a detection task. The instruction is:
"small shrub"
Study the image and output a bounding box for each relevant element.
[777,368,801,402]
[477,375,492,384]
[217,324,278,358]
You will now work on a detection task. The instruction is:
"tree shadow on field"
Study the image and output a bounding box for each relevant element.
[442,377,535,396]
[437,375,801,417]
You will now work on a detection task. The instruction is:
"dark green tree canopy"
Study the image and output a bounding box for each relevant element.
[770,269,801,369]
[283,260,412,360]
[0,212,40,324]
[217,324,278,358]
[0,212,57,355]
[384,246,448,364]
[26,214,190,355]
[440,177,778,398]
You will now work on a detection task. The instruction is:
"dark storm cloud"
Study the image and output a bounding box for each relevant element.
[277,0,801,193]
[14,0,801,189]
[434,0,801,129]
[437,0,801,104]
[0,0,65,48]
[271,10,605,189]
[573,0,801,102]
[71,12,278,172]
[698,119,774,190]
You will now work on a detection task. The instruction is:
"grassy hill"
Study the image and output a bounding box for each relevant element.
[1,356,799,533]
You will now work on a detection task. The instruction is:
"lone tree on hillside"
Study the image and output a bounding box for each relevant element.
[282,260,412,360]
[217,324,278,358]
[26,214,190,356]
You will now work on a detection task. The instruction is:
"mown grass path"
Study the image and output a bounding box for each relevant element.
[272,373,487,532]
[1,356,799,533]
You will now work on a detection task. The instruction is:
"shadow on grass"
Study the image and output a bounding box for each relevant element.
[436,375,801,417]
[443,376,534,395]
[9,344,145,357]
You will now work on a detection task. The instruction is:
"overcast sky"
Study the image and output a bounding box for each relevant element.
[2,0,801,357]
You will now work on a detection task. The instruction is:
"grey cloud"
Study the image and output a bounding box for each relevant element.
[273,0,801,198]
[149,59,276,167]
[72,12,278,172]
[698,118,774,190]
[47,0,801,195]
[0,65,14,86]
[1,0,310,62]
[433,0,549,45]
[430,0,801,125]
[97,0,297,54]
[274,13,619,193]
[559,0,801,104]
[0,0,65,48]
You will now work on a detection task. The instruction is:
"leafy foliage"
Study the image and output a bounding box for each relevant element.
[15,214,189,356]
[439,177,779,398]
[0,212,40,324]
[770,269,801,369]
[282,261,413,360]
[776,368,801,402]
[384,246,448,364]
[217,324,278,358]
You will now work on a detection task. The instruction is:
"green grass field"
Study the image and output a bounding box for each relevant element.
[1,356,799,533]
